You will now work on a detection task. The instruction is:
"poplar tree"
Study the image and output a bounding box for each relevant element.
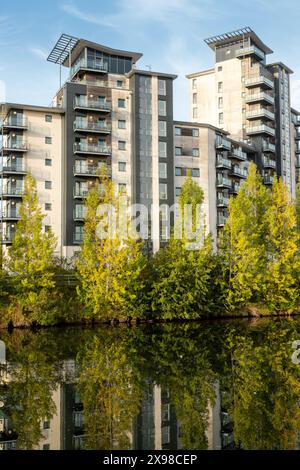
[8,174,58,324]
[264,177,300,311]
[220,162,270,310]
[76,176,146,320]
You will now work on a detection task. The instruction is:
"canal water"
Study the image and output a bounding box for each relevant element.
[0,318,300,450]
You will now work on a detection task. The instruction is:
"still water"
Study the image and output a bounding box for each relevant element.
[0,318,300,450]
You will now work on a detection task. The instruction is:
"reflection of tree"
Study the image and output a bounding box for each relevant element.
[0,331,62,449]
[76,335,143,450]
[227,321,300,449]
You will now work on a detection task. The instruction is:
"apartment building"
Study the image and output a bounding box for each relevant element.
[187,27,296,196]
[291,108,300,185]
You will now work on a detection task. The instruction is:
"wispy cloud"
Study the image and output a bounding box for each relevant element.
[29,47,49,60]
[61,4,115,27]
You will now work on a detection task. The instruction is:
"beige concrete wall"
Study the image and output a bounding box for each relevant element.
[151,76,160,253]
[189,71,215,125]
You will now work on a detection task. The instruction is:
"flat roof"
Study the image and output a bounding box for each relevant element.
[47,34,143,67]
[204,27,273,55]
[127,68,177,80]
[174,120,229,134]
[267,62,294,74]
[186,68,214,79]
[0,103,65,116]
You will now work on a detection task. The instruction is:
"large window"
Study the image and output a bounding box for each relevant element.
[218,81,223,93]
[158,100,166,116]
[158,79,166,96]
[118,98,126,108]
[193,93,197,104]
[175,147,182,156]
[158,121,167,137]
[159,141,167,158]
[159,162,167,179]
[159,183,167,200]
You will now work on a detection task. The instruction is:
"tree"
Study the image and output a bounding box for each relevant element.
[7,174,58,325]
[76,176,146,320]
[264,177,300,311]
[220,162,270,310]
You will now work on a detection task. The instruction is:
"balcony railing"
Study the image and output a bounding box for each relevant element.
[0,164,26,174]
[73,164,111,177]
[71,59,108,76]
[244,75,274,89]
[73,232,84,244]
[217,214,227,227]
[1,141,27,151]
[262,141,276,153]
[230,166,247,178]
[246,124,275,136]
[216,156,231,169]
[263,158,276,169]
[231,148,247,161]
[74,142,111,155]
[74,187,90,198]
[246,108,275,120]
[217,176,232,188]
[2,209,20,219]
[3,116,28,128]
[245,92,274,105]
[2,186,24,196]
[217,196,230,207]
[73,208,87,220]
[216,136,231,150]
[231,182,241,193]
[73,121,111,133]
[2,232,15,243]
[236,45,264,60]
[263,175,274,185]
[74,97,111,111]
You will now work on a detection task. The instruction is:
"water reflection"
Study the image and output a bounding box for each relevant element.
[0,319,300,450]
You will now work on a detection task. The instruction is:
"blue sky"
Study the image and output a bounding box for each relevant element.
[1,0,300,120]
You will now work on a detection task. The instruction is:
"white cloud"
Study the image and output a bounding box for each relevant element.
[29,47,48,60]
[61,4,115,27]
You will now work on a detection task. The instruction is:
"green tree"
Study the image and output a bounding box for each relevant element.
[220,162,270,310]
[7,174,58,325]
[76,176,146,320]
[264,177,300,311]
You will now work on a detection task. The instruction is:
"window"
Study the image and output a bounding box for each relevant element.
[192,168,200,177]
[218,81,223,93]
[159,141,167,158]
[162,403,170,421]
[118,98,125,108]
[175,127,181,136]
[193,107,197,118]
[43,421,50,430]
[158,121,167,137]
[118,162,126,172]
[45,114,52,122]
[218,66,223,72]
[45,137,52,144]
[193,93,197,104]
[118,140,126,150]
[192,78,197,89]
[43,444,50,450]
[175,187,181,197]
[175,147,182,156]
[118,119,126,129]
[118,183,126,193]
[159,183,167,199]
[45,181,52,189]
[162,426,170,445]
[117,80,123,87]
[192,148,199,157]
[219,113,224,125]
[192,128,199,137]
[175,167,182,176]
[158,100,166,116]
[158,79,166,96]
[45,158,52,166]
[218,97,223,109]
[45,203,52,211]
[159,162,167,179]
[45,225,51,233]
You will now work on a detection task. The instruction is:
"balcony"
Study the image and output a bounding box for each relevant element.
[236,45,264,60]
[230,148,247,161]
[245,92,274,105]
[74,97,111,112]
[2,208,20,220]
[244,75,274,89]
[73,208,87,221]
[246,124,275,137]
[1,141,27,152]
[71,59,108,77]
[0,164,26,175]
[73,187,90,198]
[73,121,111,134]
[2,186,24,197]
[263,175,274,185]
[74,142,111,156]
[230,166,247,178]
[73,164,111,177]
[263,157,276,169]
[73,232,84,244]
[2,116,28,132]
[230,182,241,194]
[2,232,15,244]
[296,158,300,168]
[216,156,231,169]
[246,108,275,121]
[217,214,227,227]
[217,176,232,188]
[217,196,230,207]
[216,136,231,151]
[262,141,276,153]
